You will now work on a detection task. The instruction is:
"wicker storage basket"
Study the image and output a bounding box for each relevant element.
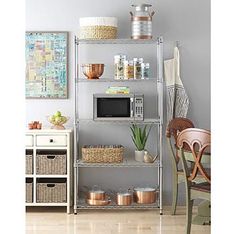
[79,17,117,39]
[82,145,124,163]
[36,179,66,203]
[36,153,66,175]
[26,180,33,203]
[80,26,117,39]
[26,154,33,174]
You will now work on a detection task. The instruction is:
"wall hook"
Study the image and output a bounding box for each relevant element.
[175,41,180,48]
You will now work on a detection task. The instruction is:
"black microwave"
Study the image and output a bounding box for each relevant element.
[93,93,144,121]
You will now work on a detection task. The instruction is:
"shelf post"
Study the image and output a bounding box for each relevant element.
[157,36,164,215]
[73,36,79,214]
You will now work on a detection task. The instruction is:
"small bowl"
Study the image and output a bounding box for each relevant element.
[81,64,104,79]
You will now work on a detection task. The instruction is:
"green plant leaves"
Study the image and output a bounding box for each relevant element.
[130,124,152,151]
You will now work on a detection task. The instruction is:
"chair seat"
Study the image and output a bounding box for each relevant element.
[177,168,211,177]
[191,182,211,193]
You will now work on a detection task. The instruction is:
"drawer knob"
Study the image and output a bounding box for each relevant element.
[49,139,54,143]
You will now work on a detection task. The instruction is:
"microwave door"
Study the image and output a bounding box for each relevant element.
[95,97,132,120]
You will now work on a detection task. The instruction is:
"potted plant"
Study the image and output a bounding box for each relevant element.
[130,124,152,162]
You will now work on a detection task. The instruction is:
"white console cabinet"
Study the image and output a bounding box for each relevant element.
[25,129,73,213]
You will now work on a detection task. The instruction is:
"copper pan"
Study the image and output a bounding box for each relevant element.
[86,198,110,206]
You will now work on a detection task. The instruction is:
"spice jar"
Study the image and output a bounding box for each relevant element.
[124,60,134,79]
[123,60,129,80]
[141,63,150,79]
[133,58,143,79]
[114,54,127,79]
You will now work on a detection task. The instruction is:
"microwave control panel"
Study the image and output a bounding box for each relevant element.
[134,96,144,120]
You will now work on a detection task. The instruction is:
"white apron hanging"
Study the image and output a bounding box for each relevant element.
[164,46,189,124]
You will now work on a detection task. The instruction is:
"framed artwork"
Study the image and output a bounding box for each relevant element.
[25,31,68,99]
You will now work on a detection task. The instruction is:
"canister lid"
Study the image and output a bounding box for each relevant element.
[131,4,152,11]
[114,54,127,60]
[79,17,118,27]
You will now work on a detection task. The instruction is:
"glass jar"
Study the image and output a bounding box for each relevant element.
[114,54,127,79]
[124,60,134,79]
[141,63,150,79]
[133,58,143,79]
[127,60,134,79]
[123,60,129,80]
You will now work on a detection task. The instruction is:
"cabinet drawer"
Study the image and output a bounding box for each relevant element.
[36,135,67,147]
[26,135,33,147]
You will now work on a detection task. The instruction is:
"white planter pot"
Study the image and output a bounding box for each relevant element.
[135,150,145,162]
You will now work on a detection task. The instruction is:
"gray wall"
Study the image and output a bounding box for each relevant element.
[26,0,210,205]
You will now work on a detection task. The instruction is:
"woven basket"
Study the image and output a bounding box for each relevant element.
[36,153,66,175]
[82,145,124,163]
[26,181,33,203]
[79,26,117,39]
[36,181,66,203]
[26,154,33,174]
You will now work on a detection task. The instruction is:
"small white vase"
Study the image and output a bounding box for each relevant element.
[135,150,145,162]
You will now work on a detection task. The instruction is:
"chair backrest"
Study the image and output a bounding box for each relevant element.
[166,118,195,164]
[177,128,211,183]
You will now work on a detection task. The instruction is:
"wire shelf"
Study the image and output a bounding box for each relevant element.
[76,38,160,45]
[77,78,159,83]
[76,199,160,210]
[75,157,159,168]
[77,118,161,125]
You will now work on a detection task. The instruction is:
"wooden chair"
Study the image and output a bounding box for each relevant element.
[177,128,211,234]
[166,118,195,215]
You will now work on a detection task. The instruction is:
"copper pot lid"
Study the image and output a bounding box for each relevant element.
[134,187,156,192]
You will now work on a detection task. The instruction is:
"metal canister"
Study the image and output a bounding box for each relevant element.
[130,4,155,39]
[114,54,127,79]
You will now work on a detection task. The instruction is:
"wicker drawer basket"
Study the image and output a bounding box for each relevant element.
[26,154,33,174]
[26,180,33,203]
[36,153,66,175]
[36,179,66,203]
[82,145,124,163]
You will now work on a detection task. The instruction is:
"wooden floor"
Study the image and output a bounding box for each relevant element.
[26,206,211,234]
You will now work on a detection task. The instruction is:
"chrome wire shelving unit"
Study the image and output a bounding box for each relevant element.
[73,37,164,214]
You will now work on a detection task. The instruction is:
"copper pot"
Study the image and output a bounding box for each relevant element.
[133,187,157,204]
[116,192,132,206]
[84,185,106,200]
[82,64,104,79]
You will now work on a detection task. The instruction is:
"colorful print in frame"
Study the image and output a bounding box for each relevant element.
[25,32,68,98]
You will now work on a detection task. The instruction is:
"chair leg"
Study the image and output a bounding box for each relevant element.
[171,174,178,215]
[186,198,194,234]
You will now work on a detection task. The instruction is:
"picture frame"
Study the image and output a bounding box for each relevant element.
[25,31,68,99]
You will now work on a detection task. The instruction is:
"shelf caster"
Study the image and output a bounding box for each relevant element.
[160,212,163,215]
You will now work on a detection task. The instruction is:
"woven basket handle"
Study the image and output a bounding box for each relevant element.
[47,155,55,159]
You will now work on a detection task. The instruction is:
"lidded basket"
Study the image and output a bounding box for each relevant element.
[79,17,118,39]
